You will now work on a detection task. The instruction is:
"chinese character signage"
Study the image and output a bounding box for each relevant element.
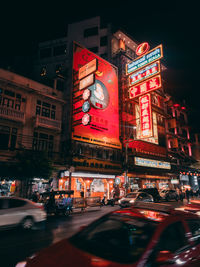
[126,45,163,75]
[139,94,153,138]
[72,42,121,149]
[129,61,160,87]
[134,157,171,169]
[129,75,162,99]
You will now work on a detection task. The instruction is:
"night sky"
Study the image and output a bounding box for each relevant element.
[0,1,199,131]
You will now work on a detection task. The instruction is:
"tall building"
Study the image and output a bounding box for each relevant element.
[5,16,197,197]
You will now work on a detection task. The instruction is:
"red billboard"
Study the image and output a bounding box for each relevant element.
[72,42,121,149]
[139,94,153,138]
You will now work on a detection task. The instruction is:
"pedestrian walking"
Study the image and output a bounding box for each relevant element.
[186,189,190,203]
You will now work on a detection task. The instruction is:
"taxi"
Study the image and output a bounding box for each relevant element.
[16,202,200,267]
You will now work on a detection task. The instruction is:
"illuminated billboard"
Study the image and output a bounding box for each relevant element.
[134,157,171,169]
[139,94,153,139]
[126,45,163,75]
[129,74,162,99]
[72,42,121,149]
[129,61,160,87]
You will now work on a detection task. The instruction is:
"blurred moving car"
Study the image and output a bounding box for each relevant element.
[160,189,179,202]
[16,202,200,267]
[0,196,46,230]
[138,187,161,202]
[118,192,153,207]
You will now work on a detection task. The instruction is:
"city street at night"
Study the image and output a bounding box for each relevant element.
[1,201,184,267]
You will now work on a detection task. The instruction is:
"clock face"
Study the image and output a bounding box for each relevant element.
[82,113,90,126]
[89,80,109,110]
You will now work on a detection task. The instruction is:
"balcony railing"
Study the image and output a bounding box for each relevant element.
[0,106,25,123]
[35,116,62,132]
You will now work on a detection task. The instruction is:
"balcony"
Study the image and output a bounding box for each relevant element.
[0,106,25,124]
[35,116,62,132]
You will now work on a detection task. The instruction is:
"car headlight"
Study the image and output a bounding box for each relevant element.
[130,199,135,203]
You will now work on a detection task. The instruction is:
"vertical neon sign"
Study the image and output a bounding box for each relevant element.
[139,94,153,138]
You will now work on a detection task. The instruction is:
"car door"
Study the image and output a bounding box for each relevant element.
[5,199,27,225]
[146,220,199,266]
[0,198,10,227]
[184,219,200,264]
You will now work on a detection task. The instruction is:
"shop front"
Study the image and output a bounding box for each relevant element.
[59,171,116,200]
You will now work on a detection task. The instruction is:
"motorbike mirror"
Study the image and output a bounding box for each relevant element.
[156,250,174,264]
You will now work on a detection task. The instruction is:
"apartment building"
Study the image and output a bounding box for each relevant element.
[0,68,66,191]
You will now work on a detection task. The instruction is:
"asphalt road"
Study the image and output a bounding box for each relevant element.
[0,201,185,267]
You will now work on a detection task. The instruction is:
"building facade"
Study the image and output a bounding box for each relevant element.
[0,68,66,194]
[4,16,197,197]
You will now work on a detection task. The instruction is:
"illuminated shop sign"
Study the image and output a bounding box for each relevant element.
[136,42,150,56]
[129,74,162,99]
[129,61,160,86]
[139,94,153,138]
[126,45,163,74]
[79,73,95,90]
[72,42,121,149]
[134,157,171,169]
[78,58,97,80]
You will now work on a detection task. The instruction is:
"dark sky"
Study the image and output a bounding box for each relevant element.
[0,1,199,131]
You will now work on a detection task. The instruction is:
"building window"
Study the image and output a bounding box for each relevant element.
[0,89,22,111]
[100,36,108,46]
[84,27,98,37]
[53,45,67,56]
[36,100,56,120]
[40,67,47,77]
[0,125,17,150]
[32,132,54,155]
[39,48,51,59]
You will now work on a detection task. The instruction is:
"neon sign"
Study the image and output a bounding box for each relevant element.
[129,61,160,86]
[136,42,150,56]
[78,58,97,80]
[126,44,163,74]
[79,73,95,90]
[139,94,153,138]
[134,157,171,169]
[129,74,162,99]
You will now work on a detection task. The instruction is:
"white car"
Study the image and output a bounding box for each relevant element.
[0,196,47,230]
[118,192,154,208]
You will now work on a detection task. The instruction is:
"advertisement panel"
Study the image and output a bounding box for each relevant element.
[128,61,160,87]
[134,157,171,169]
[129,74,162,99]
[72,42,121,149]
[126,44,163,74]
[139,94,153,139]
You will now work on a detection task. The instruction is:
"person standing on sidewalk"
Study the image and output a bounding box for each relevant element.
[186,189,190,203]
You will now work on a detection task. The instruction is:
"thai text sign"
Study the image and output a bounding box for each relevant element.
[129,61,160,86]
[129,74,162,99]
[134,157,171,169]
[139,94,153,138]
[126,45,163,74]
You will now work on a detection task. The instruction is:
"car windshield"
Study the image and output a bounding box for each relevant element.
[125,193,138,198]
[70,214,157,264]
